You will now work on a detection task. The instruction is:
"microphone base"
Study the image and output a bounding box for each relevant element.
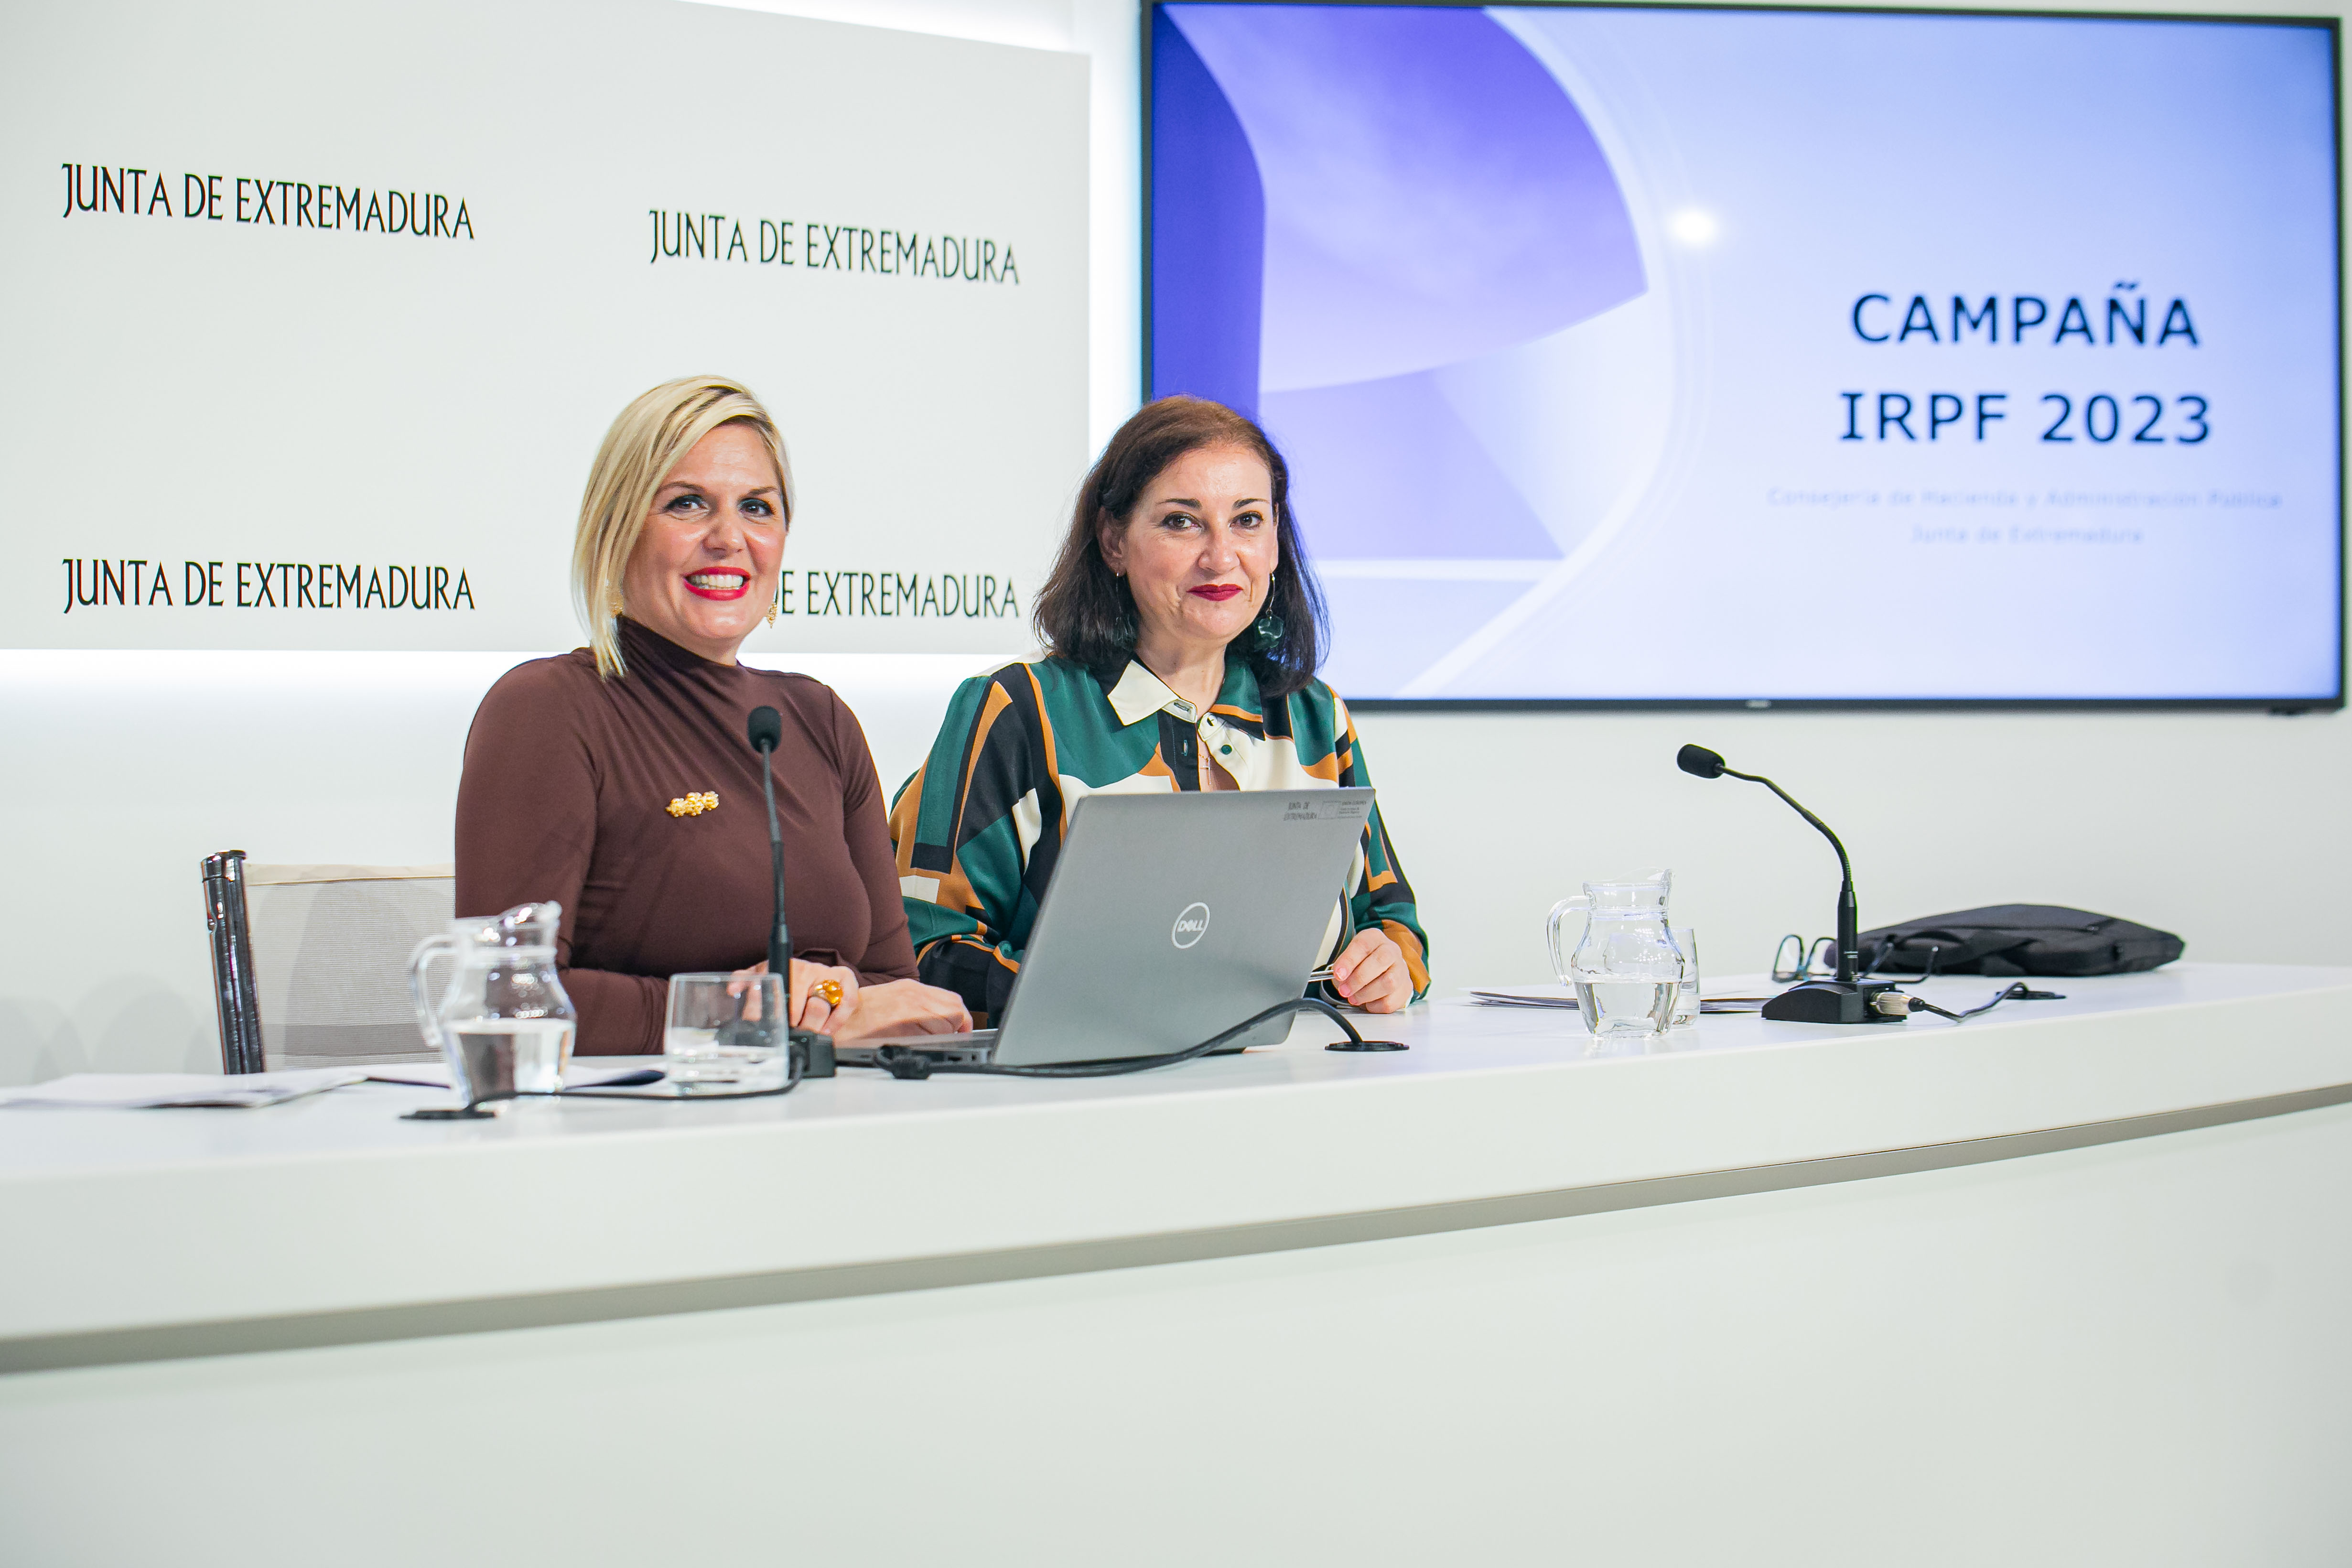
[792,1028,836,1079]
[1762,980,1908,1026]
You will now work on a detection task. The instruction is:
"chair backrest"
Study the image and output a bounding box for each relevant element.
[203,856,456,1071]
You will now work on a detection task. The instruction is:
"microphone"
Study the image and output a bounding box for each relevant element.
[748,706,789,974]
[1673,744,1726,780]
[745,704,835,1077]
[1676,744,1903,1026]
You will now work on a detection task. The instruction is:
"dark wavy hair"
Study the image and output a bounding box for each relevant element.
[1033,396,1327,698]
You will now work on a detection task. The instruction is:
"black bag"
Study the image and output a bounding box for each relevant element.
[1857,904,2183,978]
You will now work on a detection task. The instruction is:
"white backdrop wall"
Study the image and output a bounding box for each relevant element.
[10,0,1090,658]
[1,0,2344,1084]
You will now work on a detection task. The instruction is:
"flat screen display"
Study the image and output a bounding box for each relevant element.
[1148,3,2344,705]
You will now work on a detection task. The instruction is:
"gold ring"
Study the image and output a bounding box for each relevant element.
[815,979,844,1008]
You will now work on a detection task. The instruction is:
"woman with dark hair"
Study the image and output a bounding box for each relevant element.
[888,395,1428,1020]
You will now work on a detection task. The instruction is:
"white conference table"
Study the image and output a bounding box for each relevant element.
[3,962,2350,1566]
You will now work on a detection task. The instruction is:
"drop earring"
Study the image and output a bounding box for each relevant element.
[766,589,779,627]
[1110,571,1138,647]
[1248,571,1283,652]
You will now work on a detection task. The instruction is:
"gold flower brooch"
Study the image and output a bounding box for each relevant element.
[666,791,719,818]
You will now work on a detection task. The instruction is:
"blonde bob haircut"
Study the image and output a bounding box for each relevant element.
[572,375,794,680]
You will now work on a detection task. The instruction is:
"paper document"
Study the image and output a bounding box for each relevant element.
[1467,988,1583,1009]
[0,1068,371,1109]
[0,1062,669,1109]
[1468,988,1769,1015]
[369,1064,666,1091]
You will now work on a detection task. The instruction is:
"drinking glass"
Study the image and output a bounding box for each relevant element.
[666,973,788,1083]
[1669,927,1700,1028]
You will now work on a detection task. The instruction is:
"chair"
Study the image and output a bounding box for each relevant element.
[202,852,455,1072]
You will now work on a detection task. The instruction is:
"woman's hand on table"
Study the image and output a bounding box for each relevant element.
[1327,928,1413,1014]
[826,978,972,1040]
[726,959,860,1032]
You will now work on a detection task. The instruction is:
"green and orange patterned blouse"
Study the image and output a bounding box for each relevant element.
[888,653,1430,1023]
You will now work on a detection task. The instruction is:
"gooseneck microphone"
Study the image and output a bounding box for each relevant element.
[1676,744,1901,1026]
[748,705,790,974]
[747,705,836,1077]
[1675,744,1858,982]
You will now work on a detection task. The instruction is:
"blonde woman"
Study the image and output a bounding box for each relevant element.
[455,376,970,1051]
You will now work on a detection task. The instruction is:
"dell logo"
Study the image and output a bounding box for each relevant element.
[1171,902,1211,950]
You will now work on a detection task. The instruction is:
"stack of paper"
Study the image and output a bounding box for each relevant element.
[1467,989,1584,1010]
[1467,988,1769,1015]
[0,1060,669,1109]
[370,1063,666,1092]
[0,1068,372,1109]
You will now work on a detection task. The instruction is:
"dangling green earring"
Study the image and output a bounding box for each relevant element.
[1248,572,1283,651]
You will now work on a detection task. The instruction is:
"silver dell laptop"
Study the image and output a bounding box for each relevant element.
[839,788,1377,1069]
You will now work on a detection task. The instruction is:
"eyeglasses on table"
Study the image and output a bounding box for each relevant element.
[1772,935,1842,984]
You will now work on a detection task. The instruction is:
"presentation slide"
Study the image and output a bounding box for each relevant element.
[9,0,1087,655]
[1151,4,2343,703]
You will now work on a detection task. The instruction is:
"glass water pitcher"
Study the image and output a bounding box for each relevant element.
[408,902,578,1103]
[1547,872,1686,1042]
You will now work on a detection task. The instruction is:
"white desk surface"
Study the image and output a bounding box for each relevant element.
[4,962,2349,1354]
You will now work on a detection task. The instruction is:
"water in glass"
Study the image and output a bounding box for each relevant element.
[450,1017,577,1096]
[666,972,787,1083]
[1571,979,1680,1037]
[1669,926,1700,1029]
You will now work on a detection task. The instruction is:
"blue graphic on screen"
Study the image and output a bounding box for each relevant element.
[1150,4,2343,702]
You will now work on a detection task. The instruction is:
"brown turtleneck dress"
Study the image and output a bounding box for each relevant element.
[454,618,916,1053]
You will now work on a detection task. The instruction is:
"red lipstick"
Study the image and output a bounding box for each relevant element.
[682,570,751,601]
[1188,584,1243,602]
